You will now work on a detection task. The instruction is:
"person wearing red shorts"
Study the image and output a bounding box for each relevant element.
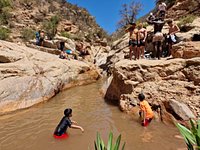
[138,93,154,127]
[53,108,84,139]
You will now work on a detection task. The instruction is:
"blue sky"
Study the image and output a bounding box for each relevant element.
[67,0,155,33]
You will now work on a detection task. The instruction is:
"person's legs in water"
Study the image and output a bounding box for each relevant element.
[141,118,152,127]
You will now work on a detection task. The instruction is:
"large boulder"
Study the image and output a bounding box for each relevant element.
[172,41,200,59]
[168,99,196,120]
[0,40,100,114]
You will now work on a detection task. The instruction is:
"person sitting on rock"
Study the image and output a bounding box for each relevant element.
[138,93,154,127]
[54,108,84,139]
[35,30,40,46]
[138,23,147,59]
[76,43,90,59]
[126,22,140,60]
[167,19,180,56]
[39,30,45,47]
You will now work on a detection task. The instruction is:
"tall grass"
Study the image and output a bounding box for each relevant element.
[94,132,125,150]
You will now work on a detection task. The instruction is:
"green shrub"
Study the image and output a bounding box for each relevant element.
[0,27,10,40]
[177,15,197,27]
[176,119,200,150]
[60,31,71,38]
[43,15,60,39]
[0,7,11,25]
[21,28,35,41]
[0,0,12,9]
[94,132,125,150]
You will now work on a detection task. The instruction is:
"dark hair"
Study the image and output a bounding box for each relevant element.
[138,93,145,101]
[64,108,72,117]
[167,19,173,24]
[130,22,136,25]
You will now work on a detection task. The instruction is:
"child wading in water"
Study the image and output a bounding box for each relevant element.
[138,93,154,126]
[54,108,84,139]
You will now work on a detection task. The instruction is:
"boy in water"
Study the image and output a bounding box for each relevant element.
[138,93,154,127]
[54,108,84,139]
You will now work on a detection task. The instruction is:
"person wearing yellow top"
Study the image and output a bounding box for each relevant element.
[138,93,154,126]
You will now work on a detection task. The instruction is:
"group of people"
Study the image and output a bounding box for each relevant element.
[127,2,180,60]
[59,41,90,60]
[126,22,147,60]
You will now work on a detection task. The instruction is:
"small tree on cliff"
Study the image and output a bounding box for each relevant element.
[118,1,142,28]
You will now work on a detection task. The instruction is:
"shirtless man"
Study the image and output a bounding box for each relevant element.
[126,23,139,60]
[138,23,147,59]
[167,19,180,56]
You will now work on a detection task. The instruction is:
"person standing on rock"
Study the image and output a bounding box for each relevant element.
[167,19,180,56]
[146,16,165,59]
[138,23,147,59]
[126,22,140,60]
[54,108,84,139]
[138,93,154,127]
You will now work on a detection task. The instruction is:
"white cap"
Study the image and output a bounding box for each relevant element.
[162,2,166,6]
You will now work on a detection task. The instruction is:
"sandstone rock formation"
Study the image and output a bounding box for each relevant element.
[172,42,200,59]
[0,40,100,114]
[104,58,200,122]
[166,0,200,20]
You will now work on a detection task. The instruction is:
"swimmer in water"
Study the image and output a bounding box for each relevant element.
[53,108,84,139]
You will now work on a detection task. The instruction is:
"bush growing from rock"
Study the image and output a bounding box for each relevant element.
[60,31,71,38]
[21,28,35,41]
[43,15,60,39]
[0,27,10,40]
[177,15,196,29]
[0,0,12,9]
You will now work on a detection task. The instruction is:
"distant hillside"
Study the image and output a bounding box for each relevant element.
[111,0,200,41]
[0,0,109,43]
